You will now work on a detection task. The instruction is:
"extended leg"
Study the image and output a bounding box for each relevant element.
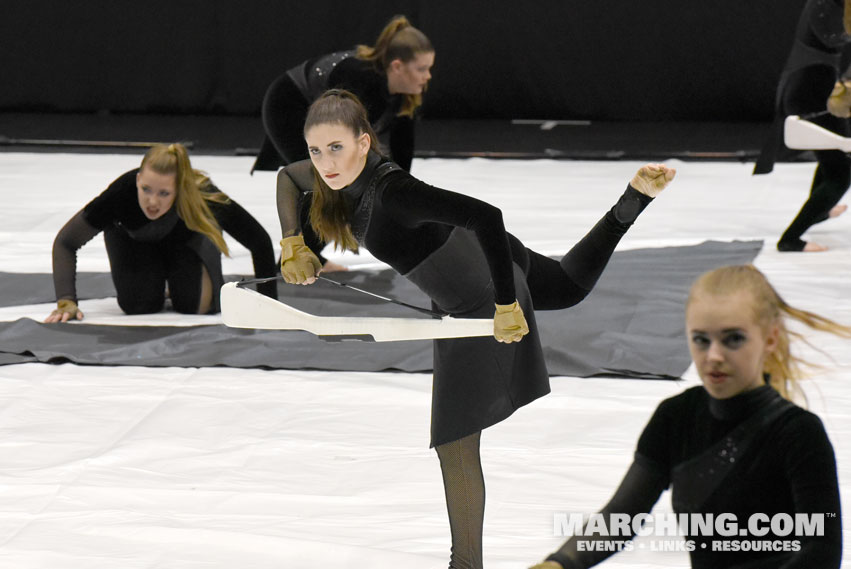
[435,431,485,569]
[516,185,655,311]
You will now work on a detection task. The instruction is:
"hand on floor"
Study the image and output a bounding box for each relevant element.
[45,299,83,323]
[630,164,676,198]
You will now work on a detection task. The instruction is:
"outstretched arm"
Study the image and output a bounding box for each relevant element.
[46,210,100,322]
[276,161,323,284]
[530,456,668,569]
[213,194,278,300]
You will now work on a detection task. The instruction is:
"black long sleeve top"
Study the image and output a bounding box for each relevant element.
[546,385,842,569]
[277,153,515,304]
[52,169,278,302]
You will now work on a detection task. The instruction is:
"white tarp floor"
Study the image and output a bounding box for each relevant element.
[0,152,849,568]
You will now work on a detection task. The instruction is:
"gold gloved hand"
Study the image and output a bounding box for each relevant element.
[528,563,564,569]
[827,81,851,118]
[494,300,529,343]
[280,235,322,284]
[45,298,83,323]
[629,163,676,198]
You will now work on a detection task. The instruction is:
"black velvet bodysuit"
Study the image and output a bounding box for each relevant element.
[546,385,842,569]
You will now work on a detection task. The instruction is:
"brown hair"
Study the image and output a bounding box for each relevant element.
[140,143,231,255]
[687,265,851,400]
[303,90,383,253]
[356,15,433,117]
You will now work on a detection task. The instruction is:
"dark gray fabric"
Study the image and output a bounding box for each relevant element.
[0,240,762,377]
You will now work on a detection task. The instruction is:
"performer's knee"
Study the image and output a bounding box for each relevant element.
[117,294,164,315]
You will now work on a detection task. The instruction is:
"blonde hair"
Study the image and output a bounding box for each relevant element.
[356,15,433,118]
[687,265,851,400]
[304,90,383,254]
[140,143,231,255]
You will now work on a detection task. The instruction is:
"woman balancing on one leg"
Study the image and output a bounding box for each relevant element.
[275,89,676,568]
[46,143,277,323]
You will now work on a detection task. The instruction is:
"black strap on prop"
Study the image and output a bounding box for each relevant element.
[235,275,445,318]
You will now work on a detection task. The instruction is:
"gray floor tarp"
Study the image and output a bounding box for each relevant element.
[0,240,762,377]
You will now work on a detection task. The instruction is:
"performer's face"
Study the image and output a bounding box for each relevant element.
[387,51,434,95]
[136,167,177,220]
[686,290,779,399]
[305,122,370,190]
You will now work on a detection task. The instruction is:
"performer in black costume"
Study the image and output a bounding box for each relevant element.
[754,0,851,251]
[275,90,676,569]
[47,143,277,323]
[531,265,846,569]
[253,15,434,269]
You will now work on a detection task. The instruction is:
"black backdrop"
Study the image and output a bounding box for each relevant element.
[1,0,807,121]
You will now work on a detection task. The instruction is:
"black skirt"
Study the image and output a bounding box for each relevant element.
[404,227,551,447]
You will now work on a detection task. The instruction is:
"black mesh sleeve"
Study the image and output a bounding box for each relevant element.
[276,160,314,238]
[52,210,102,302]
[545,455,668,569]
[211,192,278,300]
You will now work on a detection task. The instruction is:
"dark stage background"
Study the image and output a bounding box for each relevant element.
[1,0,806,122]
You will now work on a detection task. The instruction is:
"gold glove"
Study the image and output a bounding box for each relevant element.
[845,0,851,35]
[279,235,322,284]
[629,164,676,198]
[827,81,851,118]
[494,301,529,343]
[528,563,564,569]
[46,298,83,323]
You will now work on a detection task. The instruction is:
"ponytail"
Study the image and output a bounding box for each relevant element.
[140,143,231,255]
[355,15,433,117]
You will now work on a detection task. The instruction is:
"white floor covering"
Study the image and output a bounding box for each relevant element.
[0,152,849,568]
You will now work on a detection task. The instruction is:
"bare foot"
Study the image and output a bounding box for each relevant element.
[321,260,348,273]
[803,241,829,252]
[828,204,848,218]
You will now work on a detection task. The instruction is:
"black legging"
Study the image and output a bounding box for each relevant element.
[778,65,851,250]
[510,187,645,311]
[104,226,214,315]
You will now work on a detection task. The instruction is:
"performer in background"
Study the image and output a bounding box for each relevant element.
[754,0,851,251]
[253,14,434,269]
[276,89,676,569]
[530,265,846,569]
[46,143,277,323]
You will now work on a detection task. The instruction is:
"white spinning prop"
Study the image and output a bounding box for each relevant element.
[220,282,494,342]
[784,115,851,151]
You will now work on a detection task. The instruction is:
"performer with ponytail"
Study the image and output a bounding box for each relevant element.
[754,0,851,252]
[46,143,277,322]
[276,89,676,569]
[254,15,434,270]
[530,265,846,569]
[254,14,433,174]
